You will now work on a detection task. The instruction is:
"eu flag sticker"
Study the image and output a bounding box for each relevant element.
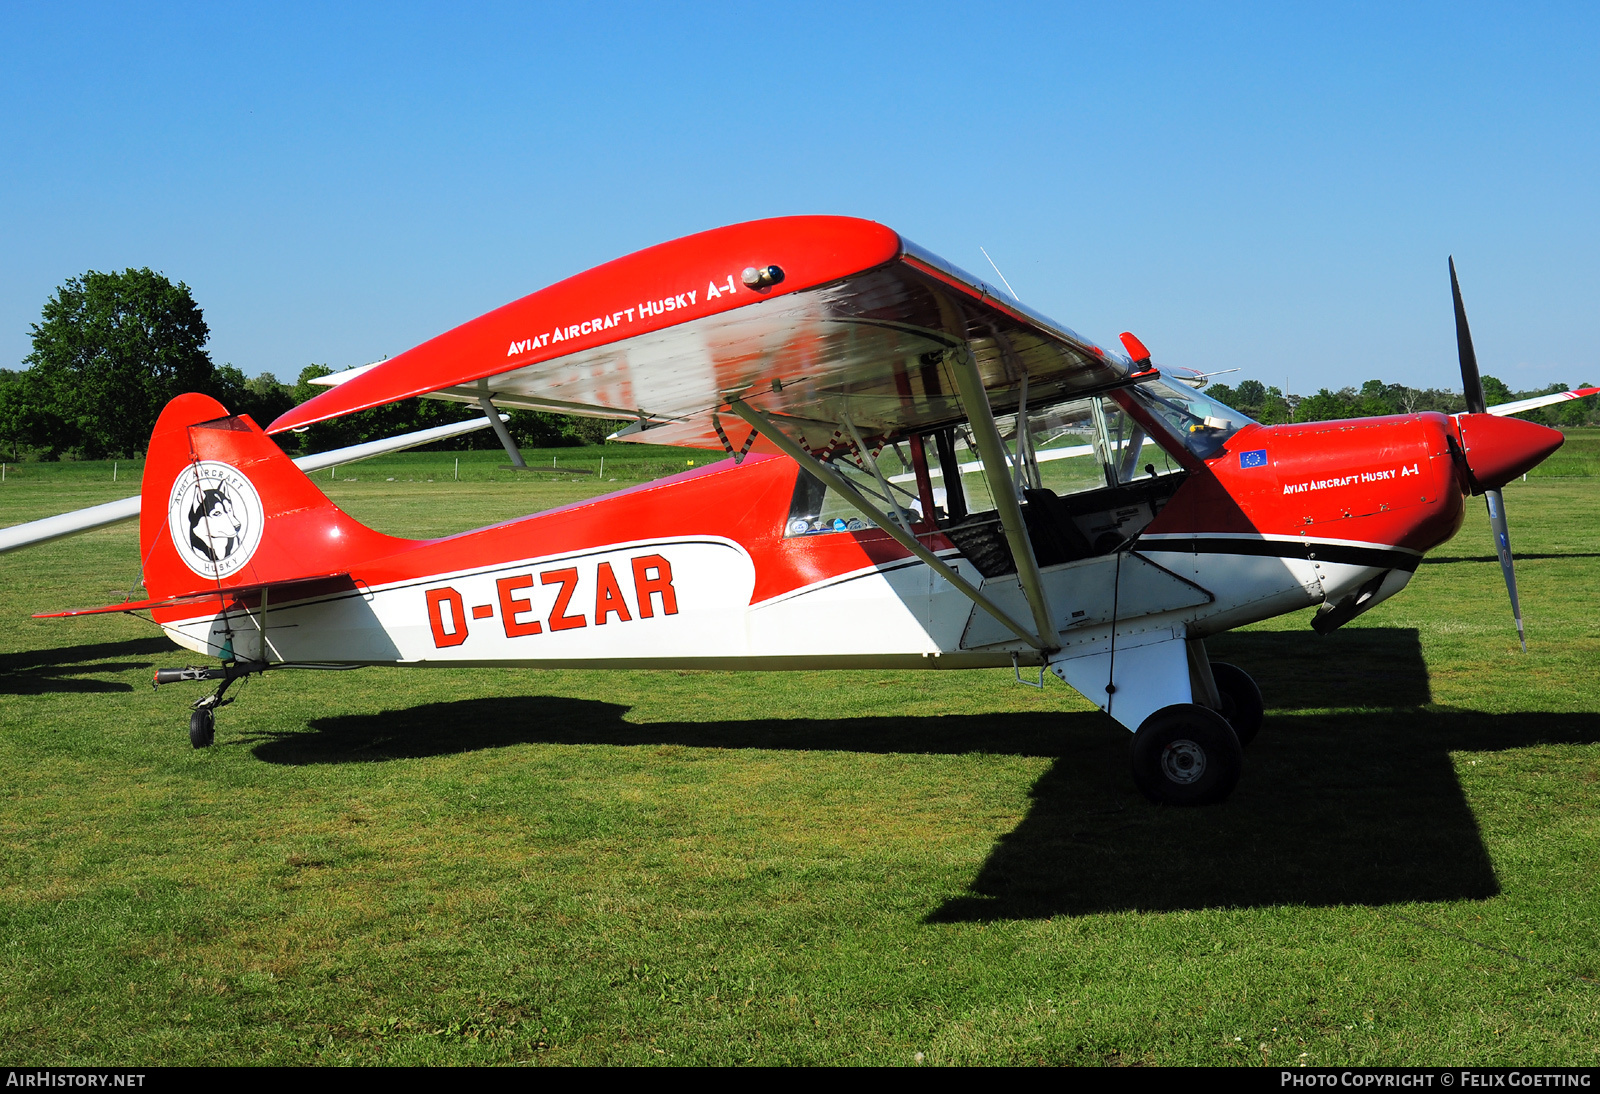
[1239,450,1269,469]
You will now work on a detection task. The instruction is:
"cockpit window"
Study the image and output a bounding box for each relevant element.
[1128,379,1254,460]
[1009,396,1181,491]
[784,388,1201,538]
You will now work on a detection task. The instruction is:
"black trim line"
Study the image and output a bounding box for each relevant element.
[1138,537,1421,573]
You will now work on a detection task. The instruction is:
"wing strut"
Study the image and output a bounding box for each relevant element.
[477,391,527,470]
[726,399,1046,651]
[944,347,1062,651]
[1010,371,1032,497]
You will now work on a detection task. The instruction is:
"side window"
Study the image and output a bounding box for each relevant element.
[1098,399,1182,484]
[930,395,1186,528]
[1016,400,1108,497]
[785,450,926,537]
[1013,396,1183,496]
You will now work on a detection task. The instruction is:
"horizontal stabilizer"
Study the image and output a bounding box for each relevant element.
[34,572,353,618]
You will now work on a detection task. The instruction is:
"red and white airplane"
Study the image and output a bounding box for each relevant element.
[33,217,1588,805]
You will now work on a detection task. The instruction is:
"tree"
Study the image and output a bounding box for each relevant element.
[1233,379,1266,410]
[1560,384,1597,427]
[1257,386,1293,424]
[1481,375,1513,408]
[23,269,214,458]
[210,365,296,431]
[1295,387,1357,423]
[1205,378,1292,423]
[0,370,41,461]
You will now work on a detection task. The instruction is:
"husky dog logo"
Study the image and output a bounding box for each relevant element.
[167,461,266,579]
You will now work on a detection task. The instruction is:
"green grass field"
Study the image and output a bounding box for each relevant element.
[1,435,1598,1065]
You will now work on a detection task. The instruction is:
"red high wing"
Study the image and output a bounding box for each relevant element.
[269,217,903,436]
[266,216,1128,452]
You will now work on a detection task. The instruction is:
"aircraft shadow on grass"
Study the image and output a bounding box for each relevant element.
[0,636,171,695]
[1422,552,1600,564]
[247,627,1600,917]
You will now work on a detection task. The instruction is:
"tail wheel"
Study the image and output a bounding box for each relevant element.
[189,708,215,749]
[1210,662,1264,747]
[1130,704,1242,806]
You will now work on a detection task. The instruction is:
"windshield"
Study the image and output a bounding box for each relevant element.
[1129,379,1254,460]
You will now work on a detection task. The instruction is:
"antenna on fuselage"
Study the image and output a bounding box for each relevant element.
[980,247,1021,302]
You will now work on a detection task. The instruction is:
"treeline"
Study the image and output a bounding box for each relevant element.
[1201,377,1599,428]
[4,268,1594,462]
[0,268,622,461]
[0,358,626,462]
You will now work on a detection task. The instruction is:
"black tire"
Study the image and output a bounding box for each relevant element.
[1130,703,1242,806]
[1210,662,1264,747]
[189,708,215,749]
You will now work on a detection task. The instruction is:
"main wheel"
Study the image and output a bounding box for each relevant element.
[1130,704,1242,806]
[189,707,215,749]
[1210,662,1264,747]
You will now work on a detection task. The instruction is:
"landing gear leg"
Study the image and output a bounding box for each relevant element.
[186,674,245,750]
[1210,662,1264,747]
[154,661,266,749]
[1186,640,1265,747]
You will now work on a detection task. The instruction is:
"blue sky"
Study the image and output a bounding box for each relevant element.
[3,2,1598,396]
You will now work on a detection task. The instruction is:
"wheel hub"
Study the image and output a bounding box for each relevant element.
[1160,738,1207,784]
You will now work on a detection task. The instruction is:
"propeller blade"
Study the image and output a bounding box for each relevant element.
[1450,256,1487,415]
[1453,259,1527,649]
[1484,487,1527,651]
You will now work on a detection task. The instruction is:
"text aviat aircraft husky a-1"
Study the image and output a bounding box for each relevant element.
[34,217,1592,804]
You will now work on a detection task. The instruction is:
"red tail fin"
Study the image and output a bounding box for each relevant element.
[139,393,403,601]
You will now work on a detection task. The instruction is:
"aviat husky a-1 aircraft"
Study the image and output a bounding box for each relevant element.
[34,217,1591,804]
